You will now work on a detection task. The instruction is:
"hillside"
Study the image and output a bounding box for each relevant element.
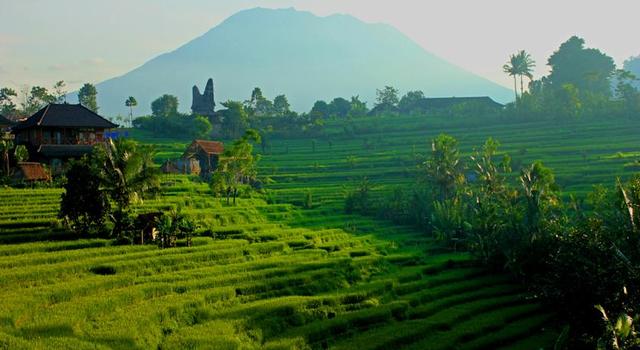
[89,7,512,117]
[7,113,623,348]
[5,112,640,347]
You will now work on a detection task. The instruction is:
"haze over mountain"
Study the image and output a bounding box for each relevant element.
[92,7,513,117]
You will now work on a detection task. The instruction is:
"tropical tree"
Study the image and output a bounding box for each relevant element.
[515,50,536,96]
[273,94,290,116]
[422,134,465,201]
[14,145,28,163]
[329,97,351,118]
[59,158,110,236]
[349,95,368,117]
[310,100,330,119]
[503,50,536,101]
[212,129,261,205]
[22,86,56,115]
[399,90,426,114]
[375,86,400,109]
[519,161,557,236]
[547,36,616,97]
[125,96,138,127]
[151,94,178,118]
[0,87,18,117]
[52,80,67,103]
[0,140,13,175]
[503,53,521,102]
[78,83,99,112]
[95,138,159,239]
[221,100,249,139]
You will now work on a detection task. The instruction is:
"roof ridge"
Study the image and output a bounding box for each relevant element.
[37,104,51,126]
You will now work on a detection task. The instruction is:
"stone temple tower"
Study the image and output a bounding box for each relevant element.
[191,78,216,117]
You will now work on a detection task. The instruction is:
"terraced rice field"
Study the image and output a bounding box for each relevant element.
[259,115,640,205]
[4,114,638,348]
[0,175,555,349]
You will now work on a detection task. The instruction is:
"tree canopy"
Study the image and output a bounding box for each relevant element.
[547,36,616,96]
[78,83,99,113]
[151,94,179,118]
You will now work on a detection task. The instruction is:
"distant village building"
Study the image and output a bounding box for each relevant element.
[419,97,504,112]
[182,140,224,175]
[368,96,504,116]
[161,140,224,177]
[12,103,118,172]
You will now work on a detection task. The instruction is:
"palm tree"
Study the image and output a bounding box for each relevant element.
[515,50,536,96]
[0,140,13,176]
[97,138,159,238]
[504,50,536,102]
[125,96,137,128]
[503,53,521,102]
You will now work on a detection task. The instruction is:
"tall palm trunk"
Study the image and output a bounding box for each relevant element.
[513,76,518,103]
[3,151,8,176]
[520,74,525,97]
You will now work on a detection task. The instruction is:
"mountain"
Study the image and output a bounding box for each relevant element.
[92,7,513,117]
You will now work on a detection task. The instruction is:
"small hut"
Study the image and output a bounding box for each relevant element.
[182,140,224,176]
[160,158,201,175]
[13,162,51,182]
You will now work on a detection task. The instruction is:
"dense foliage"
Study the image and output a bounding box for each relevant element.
[134,94,212,139]
[59,138,160,242]
[345,133,640,347]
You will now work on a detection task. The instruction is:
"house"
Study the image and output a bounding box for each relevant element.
[12,103,118,172]
[13,162,51,182]
[181,140,224,176]
[418,97,504,111]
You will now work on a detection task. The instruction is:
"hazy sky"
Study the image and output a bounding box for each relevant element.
[1,0,638,93]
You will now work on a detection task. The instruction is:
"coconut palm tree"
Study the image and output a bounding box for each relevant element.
[503,54,521,102]
[125,96,137,128]
[515,50,536,96]
[97,138,159,238]
[504,50,536,102]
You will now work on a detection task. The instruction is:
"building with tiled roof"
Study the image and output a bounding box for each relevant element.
[180,140,224,177]
[12,103,118,172]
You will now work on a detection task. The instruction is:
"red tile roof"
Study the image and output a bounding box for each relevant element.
[190,140,224,155]
[15,162,50,182]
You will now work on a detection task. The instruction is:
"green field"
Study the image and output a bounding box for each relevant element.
[3,114,639,349]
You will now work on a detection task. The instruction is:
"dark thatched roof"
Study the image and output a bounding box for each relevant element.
[13,104,117,131]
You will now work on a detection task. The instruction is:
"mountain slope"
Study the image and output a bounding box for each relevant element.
[94,7,512,117]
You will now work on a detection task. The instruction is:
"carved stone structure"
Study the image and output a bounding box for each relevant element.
[191,78,216,117]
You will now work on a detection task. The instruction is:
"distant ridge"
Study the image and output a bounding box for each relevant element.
[91,7,512,116]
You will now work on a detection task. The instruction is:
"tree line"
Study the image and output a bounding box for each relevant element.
[0,81,100,118]
[503,36,640,121]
